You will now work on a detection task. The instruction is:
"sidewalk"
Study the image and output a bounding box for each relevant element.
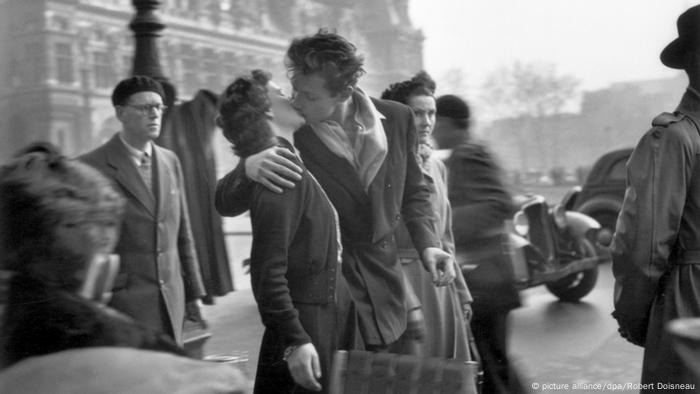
[201,287,263,376]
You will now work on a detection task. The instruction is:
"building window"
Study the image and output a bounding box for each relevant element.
[182,58,199,95]
[23,42,44,85]
[93,52,112,88]
[55,43,74,83]
[202,49,219,90]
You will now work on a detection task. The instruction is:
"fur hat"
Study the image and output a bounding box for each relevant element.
[111,75,165,106]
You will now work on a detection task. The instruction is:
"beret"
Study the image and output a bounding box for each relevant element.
[436,94,470,120]
[111,75,165,106]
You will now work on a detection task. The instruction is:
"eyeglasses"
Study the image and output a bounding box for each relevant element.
[124,103,168,114]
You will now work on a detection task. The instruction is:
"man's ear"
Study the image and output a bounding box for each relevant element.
[114,106,125,122]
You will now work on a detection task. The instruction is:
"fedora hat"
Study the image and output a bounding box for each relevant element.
[661,5,700,69]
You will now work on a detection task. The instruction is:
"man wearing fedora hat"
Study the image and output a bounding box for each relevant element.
[612,4,700,391]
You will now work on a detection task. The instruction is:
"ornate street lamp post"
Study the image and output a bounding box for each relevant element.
[130,0,176,106]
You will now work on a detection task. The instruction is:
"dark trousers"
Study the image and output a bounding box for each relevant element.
[470,305,526,394]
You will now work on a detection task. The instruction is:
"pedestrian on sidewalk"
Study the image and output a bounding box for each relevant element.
[433,94,526,394]
[380,71,474,360]
[612,4,700,391]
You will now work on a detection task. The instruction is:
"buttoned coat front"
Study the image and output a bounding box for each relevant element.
[291,98,440,346]
[79,134,205,344]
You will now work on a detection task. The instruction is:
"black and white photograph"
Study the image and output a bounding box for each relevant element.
[0,1,698,393]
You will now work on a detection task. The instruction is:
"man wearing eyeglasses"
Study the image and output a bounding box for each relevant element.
[78,75,206,345]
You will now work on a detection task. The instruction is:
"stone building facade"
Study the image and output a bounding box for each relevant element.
[0,0,424,160]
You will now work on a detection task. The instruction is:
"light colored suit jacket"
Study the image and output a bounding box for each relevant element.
[79,133,205,344]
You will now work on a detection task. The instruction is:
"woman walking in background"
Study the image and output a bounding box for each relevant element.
[381,72,473,360]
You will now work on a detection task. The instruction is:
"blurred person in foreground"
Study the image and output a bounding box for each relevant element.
[0,143,249,393]
[79,75,206,345]
[611,4,700,391]
[380,72,473,359]
[217,70,353,394]
[215,30,455,352]
[433,94,524,394]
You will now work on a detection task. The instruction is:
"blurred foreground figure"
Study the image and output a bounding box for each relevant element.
[217,70,353,393]
[0,143,249,393]
[0,143,182,366]
[381,72,473,360]
[79,76,206,345]
[434,95,525,394]
[612,4,700,392]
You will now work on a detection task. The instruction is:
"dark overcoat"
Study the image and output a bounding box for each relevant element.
[612,87,700,391]
[79,134,205,344]
[292,98,439,345]
[447,141,519,311]
[156,90,233,301]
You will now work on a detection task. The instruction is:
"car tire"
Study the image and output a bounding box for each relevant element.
[545,239,599,302]
[590,211,617,242]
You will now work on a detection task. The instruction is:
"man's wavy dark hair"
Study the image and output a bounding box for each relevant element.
[285,29,365,96]
[218,70,276,158]
[380,71,436,105]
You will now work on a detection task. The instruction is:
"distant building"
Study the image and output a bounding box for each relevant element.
[0,0,424,160]
[482,73,687,177]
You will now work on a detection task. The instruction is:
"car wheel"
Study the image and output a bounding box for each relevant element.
[590,211,617,247]
[545,239,599,302]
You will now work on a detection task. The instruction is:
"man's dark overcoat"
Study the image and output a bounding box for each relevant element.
[612,87,700,391]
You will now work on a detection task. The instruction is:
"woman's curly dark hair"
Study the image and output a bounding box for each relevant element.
[218,70,277,158]
[286,29,366,96]
[380,70,436,105]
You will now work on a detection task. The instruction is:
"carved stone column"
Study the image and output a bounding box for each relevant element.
[130,0,176,105]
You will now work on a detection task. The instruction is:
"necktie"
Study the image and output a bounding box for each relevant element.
[138,152,153,193]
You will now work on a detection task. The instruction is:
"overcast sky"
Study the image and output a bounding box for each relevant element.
[409,0,695,94]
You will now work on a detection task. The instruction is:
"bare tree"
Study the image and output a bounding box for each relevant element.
[480,61,579,171]
[481,61,579,117]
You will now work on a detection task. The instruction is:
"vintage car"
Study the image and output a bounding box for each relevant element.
[507,191,604,301]
[457,190,606,302]
[571,148,633,246]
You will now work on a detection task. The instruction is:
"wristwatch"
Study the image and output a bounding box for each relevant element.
[282,345,298,362]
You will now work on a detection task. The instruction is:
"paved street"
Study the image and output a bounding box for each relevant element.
[511,262,644,392]
[202,261,645,393]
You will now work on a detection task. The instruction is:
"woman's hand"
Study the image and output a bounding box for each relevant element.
[421,247,456,286]
[286,343,322,391]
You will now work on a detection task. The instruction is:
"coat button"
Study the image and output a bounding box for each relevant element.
[159,279,165,286]
[386,183,391,189]
[395,214,401,220]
